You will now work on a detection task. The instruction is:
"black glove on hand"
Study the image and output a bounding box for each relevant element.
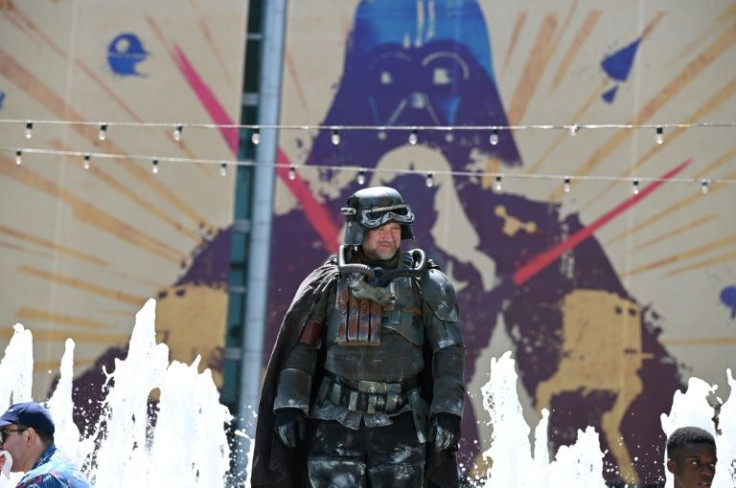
[274,408,306,448]
[430,413,461,452]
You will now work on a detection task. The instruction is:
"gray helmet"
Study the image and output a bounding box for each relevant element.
[340,186,415,246]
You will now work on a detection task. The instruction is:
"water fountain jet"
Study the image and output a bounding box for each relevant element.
[0,300,732,487]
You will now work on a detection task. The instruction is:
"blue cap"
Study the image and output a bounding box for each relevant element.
[0,402,55,435]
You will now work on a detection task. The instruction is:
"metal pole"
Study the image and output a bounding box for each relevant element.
[235,0,288,480]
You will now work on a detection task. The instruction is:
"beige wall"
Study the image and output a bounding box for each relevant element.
[0,1,249,397]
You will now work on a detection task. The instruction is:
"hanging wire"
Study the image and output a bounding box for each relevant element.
[4,119,732,133]
[2,146,735,188]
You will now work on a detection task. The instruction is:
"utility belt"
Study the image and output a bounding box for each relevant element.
[317,374,418,415]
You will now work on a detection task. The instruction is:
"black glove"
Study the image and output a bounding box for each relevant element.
[274,408,306,448]
[430,413,461,452]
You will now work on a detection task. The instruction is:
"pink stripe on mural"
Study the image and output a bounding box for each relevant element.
[512,158,692,286]
[172,44,239,154]
[172,45,339,252]
[276,149,340,253]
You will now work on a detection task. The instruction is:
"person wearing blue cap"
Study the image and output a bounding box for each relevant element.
[0,402,89,488]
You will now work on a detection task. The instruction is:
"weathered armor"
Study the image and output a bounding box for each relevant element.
[269,186,464,488]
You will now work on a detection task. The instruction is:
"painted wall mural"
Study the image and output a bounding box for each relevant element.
[0,1,248,425]
[1,0,734,484]
[272,0,736,484]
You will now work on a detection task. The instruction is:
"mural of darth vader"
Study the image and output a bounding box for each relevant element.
[267,0,685,485]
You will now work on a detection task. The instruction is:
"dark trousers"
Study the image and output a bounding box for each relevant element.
[307,412,425,487]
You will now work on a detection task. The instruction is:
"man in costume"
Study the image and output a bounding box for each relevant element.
[252,186,465,487]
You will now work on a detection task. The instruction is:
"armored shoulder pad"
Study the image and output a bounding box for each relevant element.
[420,268,459,322]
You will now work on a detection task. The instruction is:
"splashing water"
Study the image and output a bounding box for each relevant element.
[0,299,236,488]
[474,352,735,487]
[0,300,733,486]
[475,351,606,487]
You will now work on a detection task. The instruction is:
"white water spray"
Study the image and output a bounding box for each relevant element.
[476,351,606,487]
[0,301,733,486]
[0,299,233,488]
[475,352,735,487]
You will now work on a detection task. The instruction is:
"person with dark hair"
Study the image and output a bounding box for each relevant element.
[666,426,717,488]
[252,186,465,487]
[0,402,89,487]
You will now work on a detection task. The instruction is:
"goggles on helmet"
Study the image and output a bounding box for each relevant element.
[359,204,414,229]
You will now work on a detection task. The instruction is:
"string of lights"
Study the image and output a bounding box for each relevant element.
[4,118,733,148]
[3,146,733,195]
[3,118,735,132]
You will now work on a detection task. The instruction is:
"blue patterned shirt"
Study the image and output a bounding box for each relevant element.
[15,444,90,488]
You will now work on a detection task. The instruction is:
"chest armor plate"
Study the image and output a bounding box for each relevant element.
[326,275,424,346]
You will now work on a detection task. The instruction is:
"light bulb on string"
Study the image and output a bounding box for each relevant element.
[83,153,91,170]
[445,131,454,143]
[564,176,571,193]
[494,174,503,192]
[357,169,366,186]
[700,179,709,194]
[655,126,664,145]
[425,172,434,188]
[408,129,418,145]
[173,124,183,141]
[220,162,227,177]
[331,129,341,145]
[152,159,159,174]
[288,164,296,181]
[632,178,640,195]
[98,123,108,141]
[489,128,499,146]
[569,124,580,136]
[24,121,33,139]
[251,128,260,145]
[15,149,22,165]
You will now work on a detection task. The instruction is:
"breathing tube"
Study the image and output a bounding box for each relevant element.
[336,245,427,286]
